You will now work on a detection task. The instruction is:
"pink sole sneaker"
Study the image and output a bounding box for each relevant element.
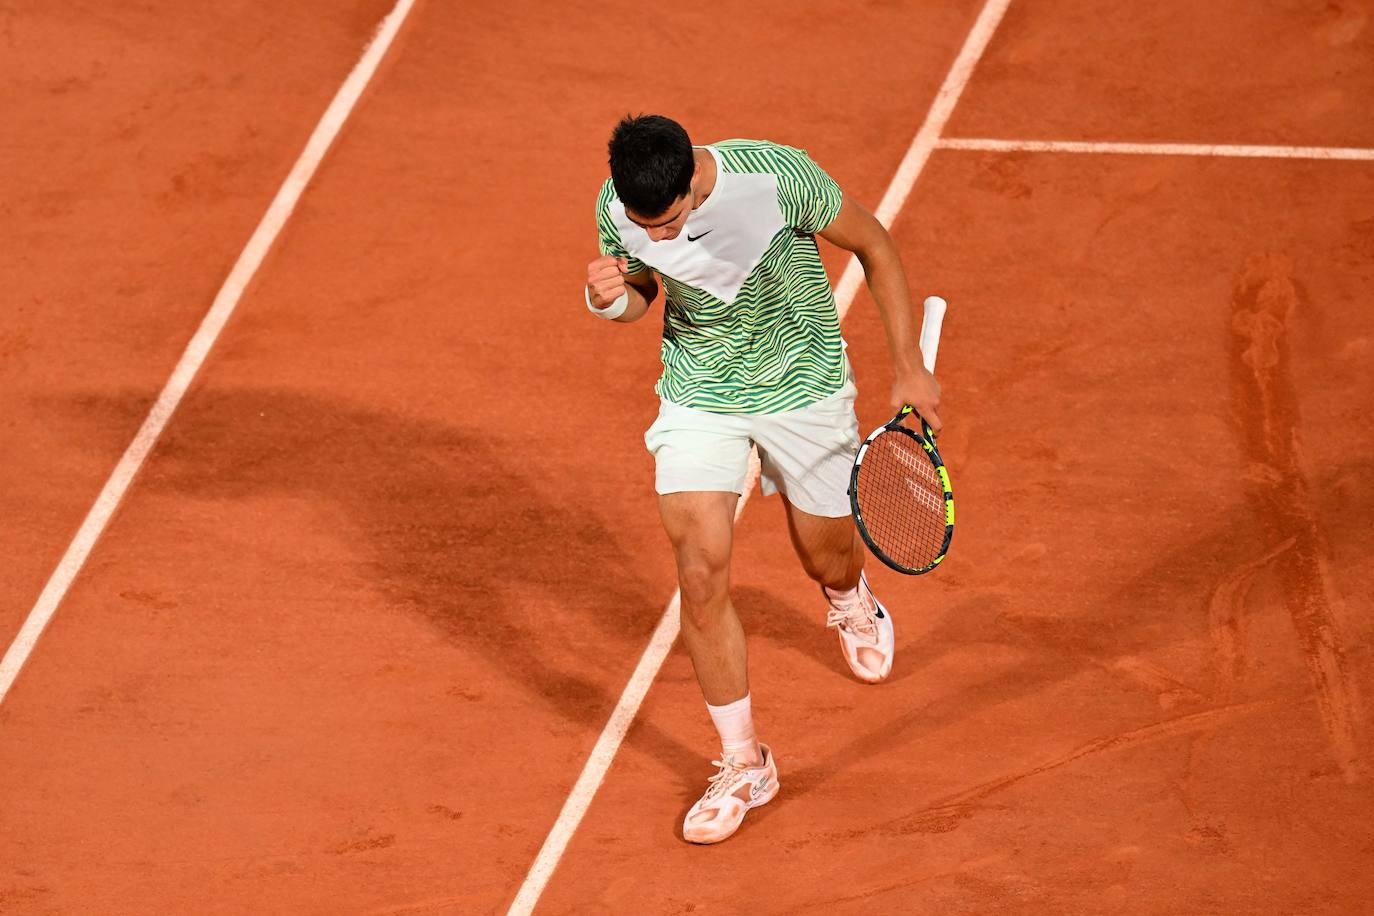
[682,744,780,844]
[825,571,895,683]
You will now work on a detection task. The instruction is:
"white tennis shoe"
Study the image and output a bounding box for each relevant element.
[825,571,895,683]
[682,745,780,844]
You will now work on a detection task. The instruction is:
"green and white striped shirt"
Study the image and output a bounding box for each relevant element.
[595,139,847,414]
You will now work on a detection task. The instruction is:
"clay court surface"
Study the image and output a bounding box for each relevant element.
[3,1,1372,912]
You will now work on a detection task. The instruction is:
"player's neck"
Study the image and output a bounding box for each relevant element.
[691,147,717,209]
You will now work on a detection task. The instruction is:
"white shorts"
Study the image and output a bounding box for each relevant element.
[643,380,860,518]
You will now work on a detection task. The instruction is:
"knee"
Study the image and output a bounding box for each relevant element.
[677,556,729,628]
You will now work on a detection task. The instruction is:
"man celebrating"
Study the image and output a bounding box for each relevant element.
[585,115,941,844]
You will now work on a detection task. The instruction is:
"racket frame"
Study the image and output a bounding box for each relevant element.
[848,409,955,576]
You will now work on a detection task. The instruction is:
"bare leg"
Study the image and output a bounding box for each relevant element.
[780,495,864,591]
[782,495,893,681]
[658,491,750,707]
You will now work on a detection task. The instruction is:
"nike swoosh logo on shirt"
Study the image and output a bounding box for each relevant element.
[686,230,713,242]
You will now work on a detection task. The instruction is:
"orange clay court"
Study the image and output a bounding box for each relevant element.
[2,1,1372,913]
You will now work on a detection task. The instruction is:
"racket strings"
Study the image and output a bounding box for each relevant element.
[855,431,948,570]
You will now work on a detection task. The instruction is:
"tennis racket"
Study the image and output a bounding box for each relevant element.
[848,295,954,575]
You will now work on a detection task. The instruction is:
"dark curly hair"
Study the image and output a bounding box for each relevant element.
[608,114,695,217]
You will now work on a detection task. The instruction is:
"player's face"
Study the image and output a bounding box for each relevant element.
[625,196,691,242]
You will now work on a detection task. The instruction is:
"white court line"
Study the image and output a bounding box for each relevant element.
[505,1,1013,912]
[939,137,1374,161]
[0,0,418,706]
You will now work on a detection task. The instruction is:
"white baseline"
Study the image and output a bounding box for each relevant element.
[505,1,1014,913]
[0,0,419,705]
[939,137,1374,161]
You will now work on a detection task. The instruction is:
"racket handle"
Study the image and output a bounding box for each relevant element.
[919,295,946,374]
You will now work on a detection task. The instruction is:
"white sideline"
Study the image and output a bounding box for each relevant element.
[505,1,1013,912]
[939,137,1374,161]
[0,0,418,705]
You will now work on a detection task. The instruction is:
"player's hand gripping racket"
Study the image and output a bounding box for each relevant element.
[848,296,954,575]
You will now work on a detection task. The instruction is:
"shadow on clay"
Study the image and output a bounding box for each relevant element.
[733,584,846,679]
[83,385,704,781]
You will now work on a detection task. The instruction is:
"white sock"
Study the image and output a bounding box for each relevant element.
[706,694,761,766]
[825,584,859,604]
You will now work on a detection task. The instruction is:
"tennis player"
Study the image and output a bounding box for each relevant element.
[584,115,942,843]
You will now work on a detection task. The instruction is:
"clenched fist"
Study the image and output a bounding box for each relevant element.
[586,255,630,310]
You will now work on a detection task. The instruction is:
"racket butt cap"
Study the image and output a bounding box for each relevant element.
[919,296,947,373]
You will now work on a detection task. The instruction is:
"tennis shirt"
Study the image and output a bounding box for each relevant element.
[594,140,847,414]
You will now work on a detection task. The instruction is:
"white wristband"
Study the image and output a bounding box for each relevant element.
[585,285,629,321]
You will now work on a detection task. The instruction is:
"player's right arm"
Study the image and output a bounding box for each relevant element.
[586,255,658,323]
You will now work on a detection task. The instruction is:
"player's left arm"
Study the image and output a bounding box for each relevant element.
[819,193,943,433]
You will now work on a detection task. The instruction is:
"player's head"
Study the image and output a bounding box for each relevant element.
[609,114,697,241]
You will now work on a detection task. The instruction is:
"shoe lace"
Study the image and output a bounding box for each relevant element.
[703,757,750,800]
[826,591,878,643]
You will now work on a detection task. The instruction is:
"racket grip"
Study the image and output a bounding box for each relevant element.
[919,296,946,374]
